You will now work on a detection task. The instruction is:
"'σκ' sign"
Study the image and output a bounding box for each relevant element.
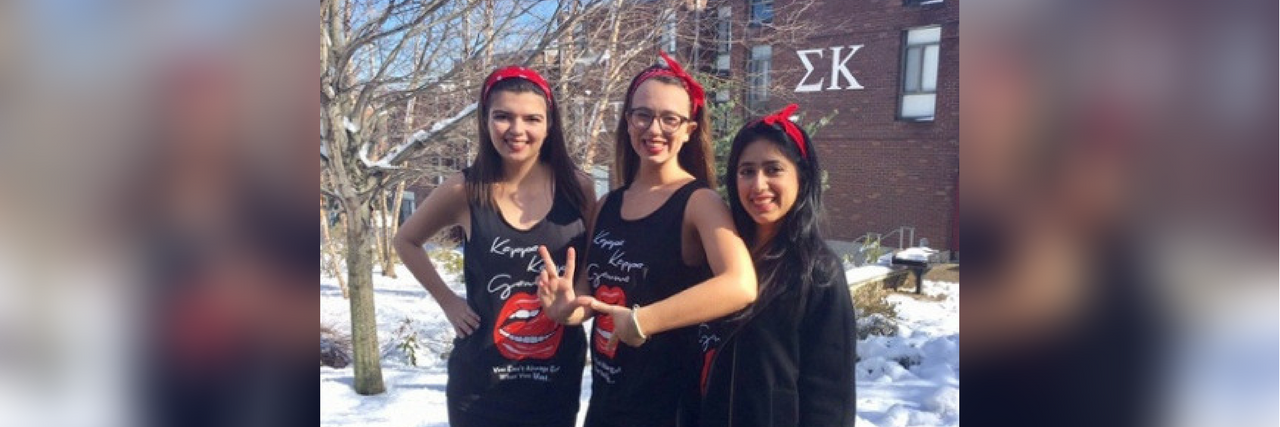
[795,45,865,92]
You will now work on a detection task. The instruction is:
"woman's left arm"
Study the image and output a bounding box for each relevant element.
[592,189,757,348]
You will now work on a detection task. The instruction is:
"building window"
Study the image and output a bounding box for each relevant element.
[714,6,732,73]
[712,112,729,139]
[573,99,587,139]
[589,165,609,201]
[430,154,464,185]
[748,0,772,26]
[399,191,416,224]
[747,45,772,107]
[573,21,587,53]
[900,26,940,121]
[660,12,677,53]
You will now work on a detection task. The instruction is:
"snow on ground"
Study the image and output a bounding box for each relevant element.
[320,252,594,427]
[846,265,894,284]
[321,256,958,427]
[854,280,959,427]
[320,250,466,427]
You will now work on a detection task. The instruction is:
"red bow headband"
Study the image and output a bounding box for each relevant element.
[757,104,808,159]
[482,66,554,106]
[628,51,706,117]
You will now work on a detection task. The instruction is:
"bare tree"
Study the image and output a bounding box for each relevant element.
[321,0,601,395]
[377,181,407,277]
[550,0,830,181]
[553,0,681,173]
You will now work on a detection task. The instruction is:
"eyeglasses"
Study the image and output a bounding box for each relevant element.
[626,108,692,133]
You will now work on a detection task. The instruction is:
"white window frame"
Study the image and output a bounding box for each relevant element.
[399,191,416,223]
[660,12,678,53]
[899,26,941,121]
[573,21,588,53]
[747,45,772,107]
[715,6,732,73]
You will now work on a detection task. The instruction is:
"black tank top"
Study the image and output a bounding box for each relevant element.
[584,180,714,427]
[449,172,588,424]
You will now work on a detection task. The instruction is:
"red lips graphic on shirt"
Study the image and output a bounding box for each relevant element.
[592,285,626,359]
[700,348,717,394]
[493,292,563,360]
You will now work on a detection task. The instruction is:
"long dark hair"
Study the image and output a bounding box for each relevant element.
[612,69,716,190]
[465,75,587,216]
[724,121,841,322]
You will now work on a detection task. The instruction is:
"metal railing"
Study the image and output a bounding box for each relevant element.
[853,226,916,250]
[848,226,917,266]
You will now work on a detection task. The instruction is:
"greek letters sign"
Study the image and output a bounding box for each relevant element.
[795,45,864,92]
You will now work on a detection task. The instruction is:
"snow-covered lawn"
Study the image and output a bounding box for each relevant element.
[852,278,959,427]
[321,259,958,427]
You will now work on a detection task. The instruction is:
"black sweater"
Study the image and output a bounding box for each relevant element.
[694,258,858,427]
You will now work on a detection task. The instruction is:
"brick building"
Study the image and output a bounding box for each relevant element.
[698,0,959,252]
[396,0,959,253]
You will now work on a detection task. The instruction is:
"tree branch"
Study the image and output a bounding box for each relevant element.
[377,102,478,168]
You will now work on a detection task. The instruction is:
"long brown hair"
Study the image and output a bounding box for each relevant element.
[724,120,841,322]
[465,75,587,215]
[612,70,716,190]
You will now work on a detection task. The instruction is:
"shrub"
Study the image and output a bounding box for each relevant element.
[390,317,423,367]
[852,283,899,339]
[428,248,464,277]
[321,325,352,368]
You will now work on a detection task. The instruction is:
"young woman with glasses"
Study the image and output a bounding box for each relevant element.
[536,51,757,427]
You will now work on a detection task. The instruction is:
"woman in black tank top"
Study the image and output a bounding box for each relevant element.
[393,67,593,427]
[535,52,757,427]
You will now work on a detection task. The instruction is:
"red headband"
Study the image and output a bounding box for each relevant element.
[628,51,706,117]
[757,104,808,159]
[481,66,554,106]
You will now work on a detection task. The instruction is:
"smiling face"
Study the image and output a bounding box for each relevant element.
[736,139,800,229]
[626,80,697,168]
[486,90,549,166]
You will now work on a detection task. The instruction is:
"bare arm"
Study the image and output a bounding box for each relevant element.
[594,189,757,347]
[635,189,757,333]
[392,172,480,337]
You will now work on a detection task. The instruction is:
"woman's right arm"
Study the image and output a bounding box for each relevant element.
[392,172,481,338]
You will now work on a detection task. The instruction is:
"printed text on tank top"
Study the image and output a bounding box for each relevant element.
[459,171,586,380]
[586,180,710,390]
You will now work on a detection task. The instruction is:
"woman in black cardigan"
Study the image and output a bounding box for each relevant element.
[693,104,857,427]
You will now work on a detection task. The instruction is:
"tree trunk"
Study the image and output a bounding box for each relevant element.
[384,180,406,273]
[583,0,628,172]
[321,203,349,298]
[372,189,391,277]
[483,0,495,67]
[377,187,400,278]
[344,200,385,395]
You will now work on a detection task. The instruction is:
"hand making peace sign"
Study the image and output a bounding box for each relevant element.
[536,245,594,325]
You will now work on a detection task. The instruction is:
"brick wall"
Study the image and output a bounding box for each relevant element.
[746,0,959,248]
